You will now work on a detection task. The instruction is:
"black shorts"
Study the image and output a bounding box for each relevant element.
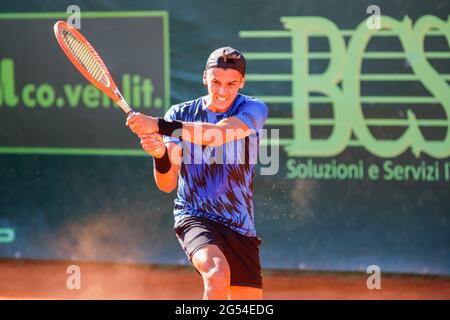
[175,216,263,289]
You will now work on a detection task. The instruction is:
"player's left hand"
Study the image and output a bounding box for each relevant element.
[139,133,166,158]
[126,112,158,135]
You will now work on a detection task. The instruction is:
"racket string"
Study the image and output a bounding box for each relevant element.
[59,26,109,87]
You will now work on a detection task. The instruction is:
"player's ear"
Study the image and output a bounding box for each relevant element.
[239,76,245,89]
[202,71,207,87]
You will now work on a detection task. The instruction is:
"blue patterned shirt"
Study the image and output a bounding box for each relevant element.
[163,93,268,236]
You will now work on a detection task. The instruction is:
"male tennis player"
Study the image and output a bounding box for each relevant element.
[126,47,268,300]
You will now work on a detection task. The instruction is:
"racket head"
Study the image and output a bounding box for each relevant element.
[54,21,131,112]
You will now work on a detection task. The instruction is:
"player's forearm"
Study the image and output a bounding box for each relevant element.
[153,166,178,193]
[157,119,249,147]
[181,122,228,146]
[130,115,250,147]
[152,142,181,193]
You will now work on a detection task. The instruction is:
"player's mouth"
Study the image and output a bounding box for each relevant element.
[216,96,227,103]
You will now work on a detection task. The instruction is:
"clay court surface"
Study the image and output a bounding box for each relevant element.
[0,259,448,300]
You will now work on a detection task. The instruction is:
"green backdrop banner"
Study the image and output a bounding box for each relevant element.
[0,0,449,275]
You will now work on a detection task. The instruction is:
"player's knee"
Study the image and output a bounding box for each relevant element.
[192,245,230,291]
[203,266,230,290]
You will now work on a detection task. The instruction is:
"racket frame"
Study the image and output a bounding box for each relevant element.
[53,21,132,114]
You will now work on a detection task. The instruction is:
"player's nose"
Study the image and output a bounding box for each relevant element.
[217,86,227,95]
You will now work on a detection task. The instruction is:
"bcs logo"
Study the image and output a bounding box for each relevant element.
[241,15,450,158]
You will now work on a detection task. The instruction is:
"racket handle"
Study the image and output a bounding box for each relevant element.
[116,98,133,115]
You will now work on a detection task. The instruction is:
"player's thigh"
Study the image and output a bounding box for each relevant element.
[191,244,230,279]
[229,286,263,300]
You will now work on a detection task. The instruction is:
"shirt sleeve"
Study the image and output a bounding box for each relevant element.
[162,106,183,147]
[234,99,269,132]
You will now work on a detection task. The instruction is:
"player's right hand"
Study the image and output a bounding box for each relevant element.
[126,112,158,135]
[139,133,166,158]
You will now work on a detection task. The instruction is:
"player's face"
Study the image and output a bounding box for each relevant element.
[203,68,245,111]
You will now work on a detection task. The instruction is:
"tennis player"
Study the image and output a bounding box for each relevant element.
[127,47,268,300]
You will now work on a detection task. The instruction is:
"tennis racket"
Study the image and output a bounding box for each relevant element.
[54,21,167,156]
[53,21,132,114]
